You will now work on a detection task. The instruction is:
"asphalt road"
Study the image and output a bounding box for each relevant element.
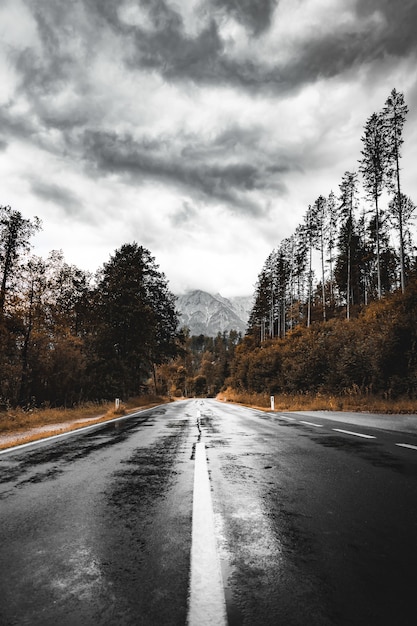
[1,400,417,625]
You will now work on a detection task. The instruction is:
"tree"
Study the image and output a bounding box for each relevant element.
[338,172,359,319]
[382,89,408,292]
[18,256,48,405]
[90,243,180,398]
[0,206,41,314]
[388,193,416,284]
[248,256,274,341]
[303,205,318,327]
[311,195,328,320]
[291,225,308,326]
[46,250,92,337]
[326,191,338,307]
[359,112,389,299]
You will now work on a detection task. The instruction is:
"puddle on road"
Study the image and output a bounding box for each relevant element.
[220,559,244,626]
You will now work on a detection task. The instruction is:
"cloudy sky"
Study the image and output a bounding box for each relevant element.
[1,0,417,297]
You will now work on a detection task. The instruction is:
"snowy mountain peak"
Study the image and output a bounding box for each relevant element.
[176,290,252,337]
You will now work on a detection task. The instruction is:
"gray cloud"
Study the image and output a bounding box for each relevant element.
[81,128,270,214]
[30,179,83,216]
[6,0,413,214]
[213,0,278,35]
[0,104,37,140]
[14,38,73,100]
[11,0,417,114]
[355,0,417,49]
[82,0,417,93]
[292,1,417,81]
[127,19,225,84]
[17,1,94,110]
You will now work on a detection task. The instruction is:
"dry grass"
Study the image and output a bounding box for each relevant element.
[0,395,170,450]
[217,388,417,414]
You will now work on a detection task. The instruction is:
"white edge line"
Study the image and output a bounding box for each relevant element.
[300,421,324,428]
[333,428,376,439]
[0,408,151,456]
[396,443,417,451]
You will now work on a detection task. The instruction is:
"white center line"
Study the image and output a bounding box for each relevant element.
[300,421,323,428]
[333,428,376,439]
[396,443,417,451]
[279,416,296,421]
[187,441,227,626]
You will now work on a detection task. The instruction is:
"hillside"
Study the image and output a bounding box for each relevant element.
[176,290,252,336]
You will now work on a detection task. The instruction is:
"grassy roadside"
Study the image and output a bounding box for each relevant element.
[0,395,170,450]
[217,388,417,414]
[3,390,416,452]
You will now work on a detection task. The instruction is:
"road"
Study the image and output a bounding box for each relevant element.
[1,400,417,625]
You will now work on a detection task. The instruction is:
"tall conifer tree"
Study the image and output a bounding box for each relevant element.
[359,112,388,299]
[382,89,408,292]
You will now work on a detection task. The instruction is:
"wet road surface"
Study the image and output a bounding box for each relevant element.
[1,399,417,625]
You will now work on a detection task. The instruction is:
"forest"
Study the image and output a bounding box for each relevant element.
[0,226,180,409]
[156,88,417,404]
[234,89,417,396]
[1,88,416,412]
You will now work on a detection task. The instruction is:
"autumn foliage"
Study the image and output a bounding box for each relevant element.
[228,275,417,400]
[0,212,180,409]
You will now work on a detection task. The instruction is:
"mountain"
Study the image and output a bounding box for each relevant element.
[176,290,253,337]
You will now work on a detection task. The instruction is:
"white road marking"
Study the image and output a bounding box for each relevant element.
[300,421,324,428]
[0,409,152,456]
[396,443,417,451]
[333,428,376,439]
[187,441,227,626]
[279,416,296,421]
[0,422,104,455]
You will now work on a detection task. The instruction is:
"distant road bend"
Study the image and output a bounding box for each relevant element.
[1,400,417,625]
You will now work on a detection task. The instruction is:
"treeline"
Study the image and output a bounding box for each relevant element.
[229,88,417,401]
[229,275,417,398]
[154,331,241,398]
[0,205,180,408]
[249,89,416,337]
[2,88,416,408]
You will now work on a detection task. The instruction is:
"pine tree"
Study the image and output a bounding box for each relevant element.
[388,193,416,284]
[326,191,338,307]
[303,204,319,326]
[248,254,275,341]
[359,112,389,299]
[382,89,409,292]
[91,243,180,398]
[338,171,359,319]
[311,195,328,320]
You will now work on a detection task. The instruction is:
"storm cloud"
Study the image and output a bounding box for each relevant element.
[1,0,416,296]
[80,125,291,215]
